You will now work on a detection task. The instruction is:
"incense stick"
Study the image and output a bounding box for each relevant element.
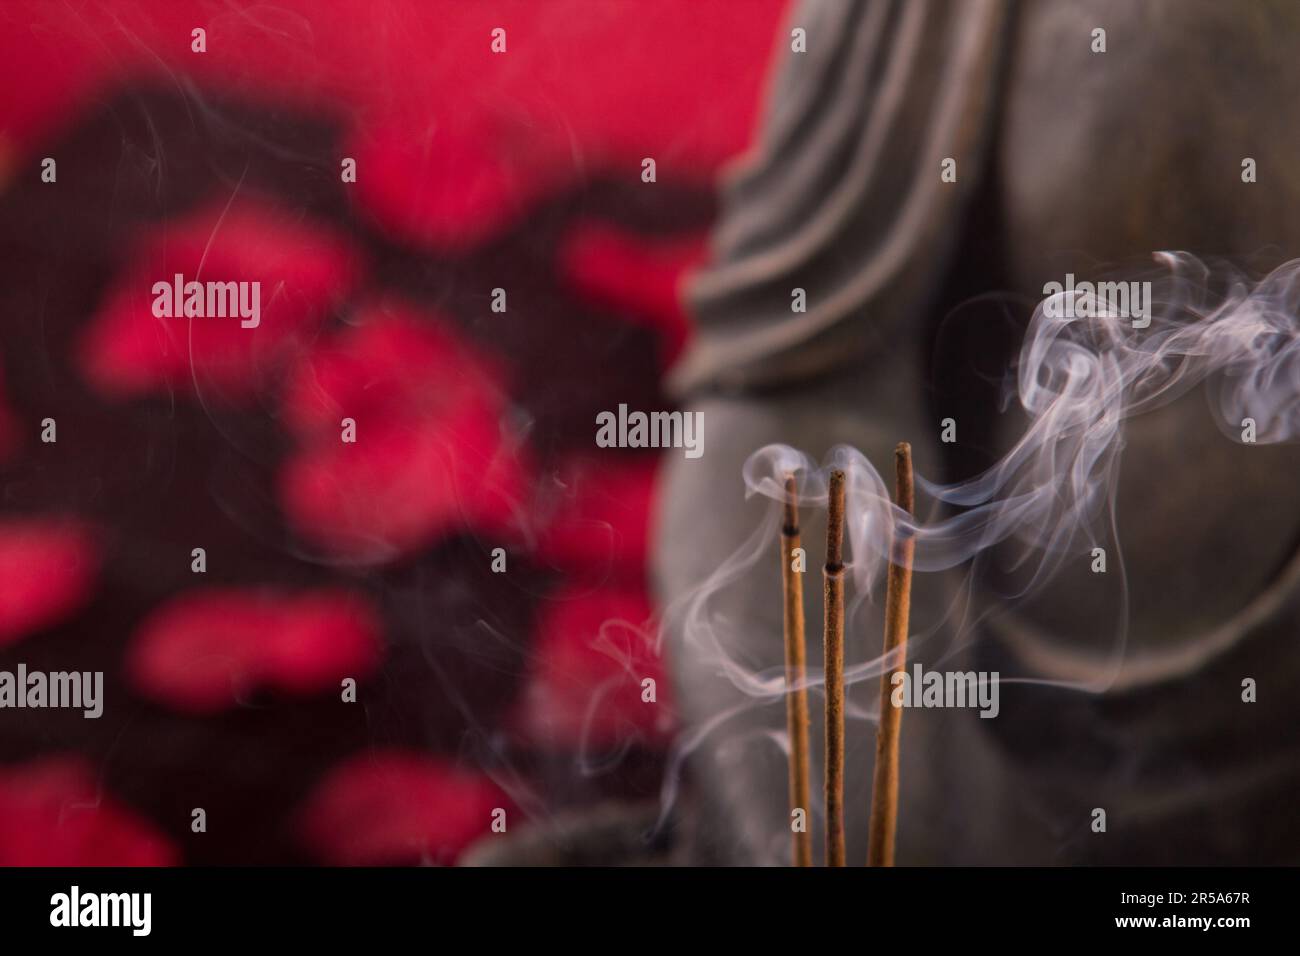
[823,468,847,867]
[867,442,915,867]
[780,475,812,867]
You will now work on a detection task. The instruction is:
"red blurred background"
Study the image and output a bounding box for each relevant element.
[0,0,788,864]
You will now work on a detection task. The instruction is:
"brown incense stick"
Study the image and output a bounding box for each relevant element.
[780,475,813,867]
[823,468,847,867]
[867,442,915,867]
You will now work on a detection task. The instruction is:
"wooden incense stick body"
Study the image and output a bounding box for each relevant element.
[780,476,813,867]
[868,443,915,867]
[823,469,847,867]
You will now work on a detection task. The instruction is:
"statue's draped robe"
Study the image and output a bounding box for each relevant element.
[673,0,1011,396]
[658,0,1300,865]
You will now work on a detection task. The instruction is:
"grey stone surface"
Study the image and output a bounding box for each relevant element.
[654,0,1300,865]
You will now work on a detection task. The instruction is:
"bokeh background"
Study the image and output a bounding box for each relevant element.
[0,0,789,865]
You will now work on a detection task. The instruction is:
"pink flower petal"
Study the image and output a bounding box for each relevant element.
[533,456,657,579]
[351,121,567,253]
[278,306,529,563]
[125,588,382,713]
[0,520,99,648]
[0,756,177,866]
[558,222,706,364]
[279,301,504,439]
[78,199,361,401]
[296,750,510,866]
[0,2,785,177]
[280,411,523,562]
[511,585,673,750]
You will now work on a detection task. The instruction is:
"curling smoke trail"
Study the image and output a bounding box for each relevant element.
[655,251,1300,829]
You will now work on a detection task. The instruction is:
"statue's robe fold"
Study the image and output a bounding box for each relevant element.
[672,0,1011,396]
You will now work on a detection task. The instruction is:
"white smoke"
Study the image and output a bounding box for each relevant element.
[656,251,1300,827]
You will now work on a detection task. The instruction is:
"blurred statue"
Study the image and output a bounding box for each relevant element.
[655,0,1300,864]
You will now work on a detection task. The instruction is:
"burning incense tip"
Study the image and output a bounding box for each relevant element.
[826,469,846,569]
[868,442,915,867]
[894,443,915,514]
[782,475,800,533]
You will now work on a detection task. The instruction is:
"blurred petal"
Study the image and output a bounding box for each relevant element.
[279,302,504,438]
[125,588,382,713]
[297,750,510,866]
[351,121,565,253]
[0,756,176,866]
[78,199,361,401]
[533,456,657,579]
[558,222,705,364]
[0,519,98,647]
[511,585,673,750]
[0,2,784,174]
[279,306,529,563]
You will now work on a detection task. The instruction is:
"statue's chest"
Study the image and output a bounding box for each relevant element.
[980,0,1300,684]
